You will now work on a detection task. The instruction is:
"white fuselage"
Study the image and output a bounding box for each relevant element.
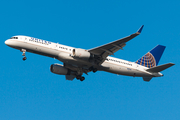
[5,35,163,78]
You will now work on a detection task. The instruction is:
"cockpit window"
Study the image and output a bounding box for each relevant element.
[10,37,18,39]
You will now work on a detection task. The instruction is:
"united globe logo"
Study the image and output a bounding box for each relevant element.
[136,52,156,68]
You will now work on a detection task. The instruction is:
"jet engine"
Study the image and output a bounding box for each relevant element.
[50,64,70,75]
[72,48,91,60]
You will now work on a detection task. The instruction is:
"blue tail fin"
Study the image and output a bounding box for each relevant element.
[135,45,166,68]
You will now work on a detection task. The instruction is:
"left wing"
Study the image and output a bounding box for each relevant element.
[88,25,144,64]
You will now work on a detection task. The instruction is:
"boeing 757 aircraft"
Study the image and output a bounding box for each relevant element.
[5,25,175,81]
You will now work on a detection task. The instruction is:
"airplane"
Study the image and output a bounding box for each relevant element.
[4,25,175,82]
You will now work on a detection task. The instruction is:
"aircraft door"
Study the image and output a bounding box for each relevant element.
[24,37,28,43]
[56,43,58,50]
[51,43,58,50]
[50,43,56,50]
[136,64,139,70]
[55,43,58,50]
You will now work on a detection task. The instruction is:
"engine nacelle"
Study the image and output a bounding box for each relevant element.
[72,48,91,60]
[50,64,69,75]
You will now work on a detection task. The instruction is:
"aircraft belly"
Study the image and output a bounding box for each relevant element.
[6,40,60,58]
[58,52,92,67]
[24,43,59,58]
[134,71,152,77]
[101,62,152,77]
[11,40,91,67]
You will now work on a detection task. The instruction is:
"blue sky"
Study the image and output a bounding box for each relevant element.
[1,0,180,119]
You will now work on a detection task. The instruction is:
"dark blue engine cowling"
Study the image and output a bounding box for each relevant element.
[50,64,70,75]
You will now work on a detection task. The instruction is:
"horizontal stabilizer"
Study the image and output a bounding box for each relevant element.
[146,63,175,72]
[143,77,152,82]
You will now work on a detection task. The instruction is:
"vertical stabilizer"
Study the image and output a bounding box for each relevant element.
[136,45,166,68]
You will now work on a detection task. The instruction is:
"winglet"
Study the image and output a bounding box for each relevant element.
[137,25,144,34]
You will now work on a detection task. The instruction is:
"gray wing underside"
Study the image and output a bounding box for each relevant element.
[88,25,144,58]
[65,75,76,80]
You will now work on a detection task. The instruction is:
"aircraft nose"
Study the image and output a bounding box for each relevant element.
[5,40,10,45]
